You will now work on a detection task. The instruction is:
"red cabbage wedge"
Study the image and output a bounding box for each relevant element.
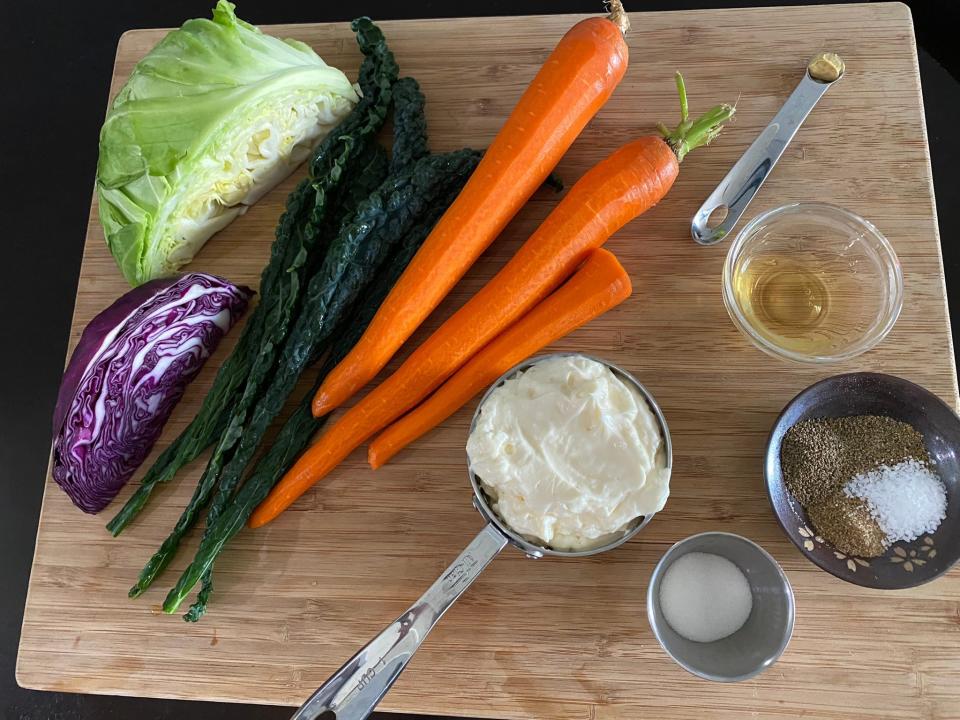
[52,273,252,513]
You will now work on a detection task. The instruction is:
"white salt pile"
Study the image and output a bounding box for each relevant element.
[658,552,753,643]
[845,459,947,544]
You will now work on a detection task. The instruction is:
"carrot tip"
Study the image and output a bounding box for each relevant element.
[311,396,329,418]
[606,0,630,34]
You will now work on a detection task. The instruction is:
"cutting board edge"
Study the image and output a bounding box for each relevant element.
[15,449,58,693]
[897,4,960,407]
[112,2,915,37]
[18,4,960,715]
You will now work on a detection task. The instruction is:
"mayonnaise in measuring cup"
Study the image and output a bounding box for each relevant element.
[466,356,670,551]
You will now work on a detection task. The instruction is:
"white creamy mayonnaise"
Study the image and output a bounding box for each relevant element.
[466,355,670,551]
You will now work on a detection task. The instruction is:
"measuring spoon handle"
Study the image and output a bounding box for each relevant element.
[291,523,508,720]
[691,72,838,246]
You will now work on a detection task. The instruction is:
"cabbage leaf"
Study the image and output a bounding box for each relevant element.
[96,1,358,285]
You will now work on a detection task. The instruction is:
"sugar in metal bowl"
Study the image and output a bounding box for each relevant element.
[647,532,795,682]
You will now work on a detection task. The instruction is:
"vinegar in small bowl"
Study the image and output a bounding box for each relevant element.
[723,203,902,364]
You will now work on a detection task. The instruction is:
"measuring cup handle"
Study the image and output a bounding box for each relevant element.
[290,523,508,720]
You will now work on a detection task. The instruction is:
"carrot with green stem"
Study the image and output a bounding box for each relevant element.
[249,74,733,528]
[311,2,632,417]
[368,247,632,468]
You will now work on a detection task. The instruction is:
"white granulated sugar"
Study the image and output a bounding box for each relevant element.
[658,552,753,643]
[845,459,947,543]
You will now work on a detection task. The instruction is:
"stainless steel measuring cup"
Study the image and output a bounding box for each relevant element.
[290,353,672,720]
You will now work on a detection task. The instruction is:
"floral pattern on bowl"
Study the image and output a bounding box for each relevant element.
[889,537,937,573]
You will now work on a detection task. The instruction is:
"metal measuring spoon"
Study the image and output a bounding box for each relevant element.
[289,353,672,720]
[691,52,844,246]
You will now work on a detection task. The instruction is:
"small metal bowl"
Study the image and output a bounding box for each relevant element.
[765,372,960,588]
[647,532,795,682]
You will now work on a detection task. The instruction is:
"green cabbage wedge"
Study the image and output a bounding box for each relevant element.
[96,1,359,285]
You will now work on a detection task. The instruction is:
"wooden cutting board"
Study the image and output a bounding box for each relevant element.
[18,4,960,719]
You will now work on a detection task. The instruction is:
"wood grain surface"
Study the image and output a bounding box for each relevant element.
[17,4,960,719]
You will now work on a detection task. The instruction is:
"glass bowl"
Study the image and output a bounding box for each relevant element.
[722,202,903,364]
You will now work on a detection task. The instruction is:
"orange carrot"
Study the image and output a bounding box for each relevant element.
[368,248,632,468]
[248,75,733,529]
[311,3,632,417]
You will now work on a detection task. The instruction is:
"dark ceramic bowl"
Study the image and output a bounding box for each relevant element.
[765,372,960,588]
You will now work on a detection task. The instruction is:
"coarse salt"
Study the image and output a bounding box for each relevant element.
[844,459,947,544]
[658,552,753,643]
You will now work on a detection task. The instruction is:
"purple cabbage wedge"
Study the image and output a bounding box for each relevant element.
[52,273,253,513]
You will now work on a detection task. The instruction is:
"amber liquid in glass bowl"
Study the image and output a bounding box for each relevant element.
[724,203,902,363]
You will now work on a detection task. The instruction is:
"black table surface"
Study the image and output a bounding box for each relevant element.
[3,1,958,718]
